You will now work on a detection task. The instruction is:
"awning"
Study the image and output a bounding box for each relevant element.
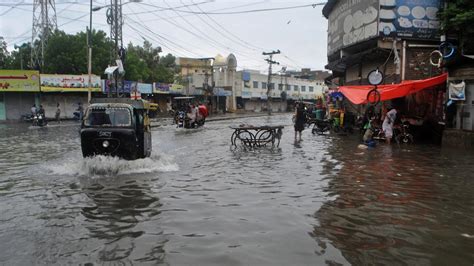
[338,73,448,105]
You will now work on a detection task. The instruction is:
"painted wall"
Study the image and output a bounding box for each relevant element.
[4,93,37,120]
[456,82,474,131]
[40,93,88,119]
[0,93,5,120]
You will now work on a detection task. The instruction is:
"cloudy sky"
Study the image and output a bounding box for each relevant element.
[1,0,329,72]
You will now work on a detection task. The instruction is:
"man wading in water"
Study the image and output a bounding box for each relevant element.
[294,103,306,142]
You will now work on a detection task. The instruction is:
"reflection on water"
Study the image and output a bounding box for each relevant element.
[80,178,166,263]
[0,117,473,265]
[312,139,474,265]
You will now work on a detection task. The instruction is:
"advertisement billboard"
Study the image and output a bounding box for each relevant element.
[0,70,40,92]
[153,83,185,94]
[41,74,101,92]
[379,0,442,39]
[103,80,153,94]
[327,0,379,55]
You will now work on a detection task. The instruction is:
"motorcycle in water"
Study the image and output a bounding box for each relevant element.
[311,119,333,135]
[21,113,34,122]
[394,122,414,144]
[32,113,48,127]
[176,110,206,129]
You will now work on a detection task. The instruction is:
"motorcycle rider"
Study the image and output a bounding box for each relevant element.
[37,105,45,116]
[31,104,37,116]
[36,105,47,126]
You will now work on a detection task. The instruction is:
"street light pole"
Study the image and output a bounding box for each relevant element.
[87,0,93,104]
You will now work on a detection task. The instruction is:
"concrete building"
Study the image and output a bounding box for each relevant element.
[323,0,443,85]
[323,0,446,143]
[235,69,328,112]
[176,54,237,113]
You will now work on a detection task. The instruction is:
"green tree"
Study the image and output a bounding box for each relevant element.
[439,1,474,50]
[0,37,11,69]
[124,43,150,81]
[9,43,33,70]
[43,30,111,75]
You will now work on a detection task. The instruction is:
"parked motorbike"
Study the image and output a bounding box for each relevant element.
[73,111,83,121]
[395,122,414,144]
[20,114,34,122]
[371,122,414,144]
[311,119,333,135]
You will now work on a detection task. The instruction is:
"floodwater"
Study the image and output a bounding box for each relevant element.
[0,115,473,265]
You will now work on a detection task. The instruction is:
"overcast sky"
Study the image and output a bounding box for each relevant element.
[0,0,329,72]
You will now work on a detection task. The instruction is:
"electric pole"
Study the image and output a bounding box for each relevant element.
[31,0,57,69]
[107,0,124,97]
[263,50,280,115]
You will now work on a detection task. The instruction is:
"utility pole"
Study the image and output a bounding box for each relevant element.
[263,50,280,115]
[87,0,92,103]
[31,0,57,69]
[107,0,124,97]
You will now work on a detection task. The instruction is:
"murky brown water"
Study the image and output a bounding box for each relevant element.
[0,115,473,265]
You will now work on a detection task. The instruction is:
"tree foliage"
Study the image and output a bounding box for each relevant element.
[439,0,474,49]
[43,30,111,75]
[0,37,11,69]
[125,41,176,83]
[2,31,177,84]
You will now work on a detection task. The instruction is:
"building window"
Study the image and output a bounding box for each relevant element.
[278,84,283,90]
[286,84,290,91]
[270,83,275,90]
[262,82,267,89]
[309,86,314,92]
[301,85,306,92]
[195,69,198,73]
[294,85,299,91]
[253,81,259,88]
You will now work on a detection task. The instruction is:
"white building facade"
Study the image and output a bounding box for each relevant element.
[235,70,328,112]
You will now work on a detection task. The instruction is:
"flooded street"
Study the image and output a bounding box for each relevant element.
[0,114,473,265]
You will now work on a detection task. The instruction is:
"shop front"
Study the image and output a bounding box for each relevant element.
[0,70,41,121]
[40,74,102,119]
[338,73,448,143]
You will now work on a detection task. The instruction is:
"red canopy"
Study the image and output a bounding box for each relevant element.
[338,73,448,105]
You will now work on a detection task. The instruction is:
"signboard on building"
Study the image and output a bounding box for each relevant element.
[103,80,152,94]
[154,83,170,93]
[41,74,101,92]
[0,70,40,92]
[379,0,442,39]
[213,87,232,97]
[241,91,252,99]
[327,0,379,55]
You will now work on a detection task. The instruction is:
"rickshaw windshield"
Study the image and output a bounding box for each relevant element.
[84,107,132,127]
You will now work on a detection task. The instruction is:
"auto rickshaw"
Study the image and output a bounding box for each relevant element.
[80,98,152,160]
[172,96,208,129]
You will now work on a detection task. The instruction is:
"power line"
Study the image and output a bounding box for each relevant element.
[125,4,207,57]
[160,3,326,15]
[134,0,265,64]
[179,0,258,55]
[127,1,267,23]
[0,0,24,16]
[188,0,264,52]
[124,13,204,57]
[122,0,213,15]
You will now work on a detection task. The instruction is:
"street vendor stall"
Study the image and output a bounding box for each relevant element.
[338,73,448,144]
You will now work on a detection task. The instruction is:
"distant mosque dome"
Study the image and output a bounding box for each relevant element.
[213,53,237,70]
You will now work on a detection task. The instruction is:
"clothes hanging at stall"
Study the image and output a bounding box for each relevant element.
[448,81,466,100]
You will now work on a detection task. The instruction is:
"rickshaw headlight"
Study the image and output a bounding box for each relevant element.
[102,140,110,148]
